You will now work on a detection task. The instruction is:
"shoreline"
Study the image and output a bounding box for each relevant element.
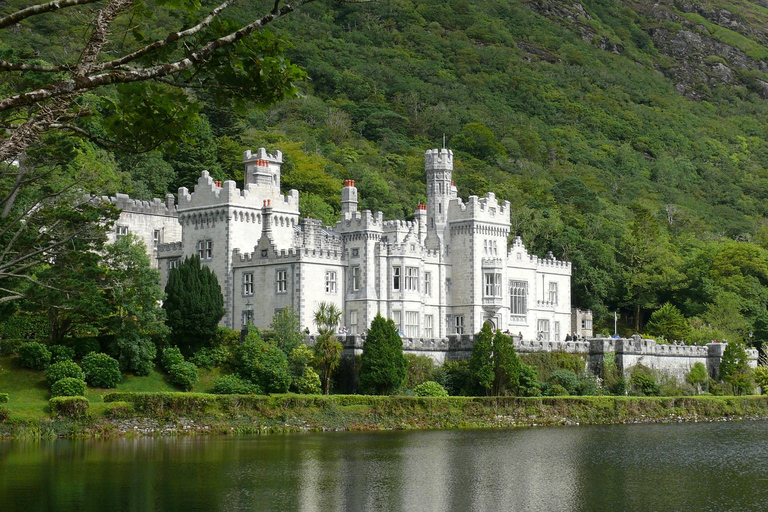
[2,393,768,439]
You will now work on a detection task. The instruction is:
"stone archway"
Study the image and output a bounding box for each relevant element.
[484,319,496,331]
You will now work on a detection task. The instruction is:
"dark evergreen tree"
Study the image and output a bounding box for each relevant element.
[163,255,225,356]
[469,324,521,396]
[359,313,407,395]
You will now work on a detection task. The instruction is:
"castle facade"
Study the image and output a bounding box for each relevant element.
[111,147,592,340]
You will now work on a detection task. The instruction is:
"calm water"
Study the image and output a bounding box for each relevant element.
[1,421,767,512]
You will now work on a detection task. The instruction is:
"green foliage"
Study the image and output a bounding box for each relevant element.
[114,332,157,376]
[168,362,199,391]
[49,396,89,418]
[601,353,626,396]
[294,367,322,395]
[404,354,436,389]
[212,374,258,395]
[433,360,473,396]
[81,353,122,388]
[0,339,23,357]
[519,352,587,382]
[719,341,751,388]
[161,347,186,373]
[233,330,291,394]
[546,384,569,397]
[414,381,449,397]
[49,345,75,364]
[50,377,87,398]
[686,362,709,393]
[469,325,520,396]
[0,314,49,340]
[18,342,51,370]
[359,314,407,395]
[189,346,229,369]
[517,363,542,397]
[645,303,691,342]
[45,360,85,389]
[270,307,304,355]
[73,338,100,360]
[0,393,8,404]
[288,344,319,394]
[163,255,225,356]
[754,366,768,395]
[548,370,579,395]
[629,365,660,396]
[312,302,344,394]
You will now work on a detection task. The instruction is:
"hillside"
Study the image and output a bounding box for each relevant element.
[6,0,768,337]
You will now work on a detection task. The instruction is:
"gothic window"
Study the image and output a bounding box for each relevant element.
[405,311,419,338]
[548,282,558,305]
[454,315,465,335]
[243,273,254,296]
[424,272,432,297]
[424,315,434,338]
[276,269,288,293]
[168,259,180,271]
[325,271,337,294]
[510,281,527,316]
[484,273,501,297]
[351,266,360,291]
[393,266,401,291]
[405,267,419,291]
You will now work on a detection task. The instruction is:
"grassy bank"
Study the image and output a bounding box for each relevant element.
[2,392,768,439]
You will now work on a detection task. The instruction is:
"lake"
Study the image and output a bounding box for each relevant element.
[2,421,767,511]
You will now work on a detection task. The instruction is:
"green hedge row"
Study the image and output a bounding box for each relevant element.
[49,396,89,418]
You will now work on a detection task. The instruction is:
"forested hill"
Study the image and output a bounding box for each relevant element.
[9,0,768,339]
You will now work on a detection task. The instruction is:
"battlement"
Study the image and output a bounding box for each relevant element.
[335,210,385,231]
[104,193,177,216]
[157,241,183,253]
[233,246,343,264]
[424,148,453,170]
[531,251,572,270]
[177,171,299,212]
[243,147,283,165]
[448,192,511,224]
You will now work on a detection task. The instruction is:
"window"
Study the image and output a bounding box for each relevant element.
[197,239,213,260]
[405,311,419,338]
[276,270,287,293]
[168,258,180,270]
[424,272,432,297]
[548,282,558,305]
[243,273,254,296]
[325,271,337,294]
[454,315,465,335]
[554,321,561,342]
[425,315,434,338]
[242,309,254,326]
[510,281,527,316]
[393,266,401,291]
[484,272,502,297]
[351,266,360,291]
[153,229,161,248]
[405,267,419,291]
[349,311,358,335]
[116,225,129,237]
[392,311,402,332]
[537,319,550,342]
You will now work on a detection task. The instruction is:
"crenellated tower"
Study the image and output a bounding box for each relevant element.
[425,148,455,248]
[243,148,283,190]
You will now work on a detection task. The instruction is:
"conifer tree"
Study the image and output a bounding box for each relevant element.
[469,324,521,396]
[164,255,225,356]
[359,313,407,395]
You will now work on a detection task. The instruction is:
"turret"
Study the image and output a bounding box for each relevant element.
[243,148,283,190]
[425,148,453,246]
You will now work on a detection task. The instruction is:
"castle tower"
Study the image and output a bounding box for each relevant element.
[243,148,283,190]
[341,180,358,218]
[425,148,453,247]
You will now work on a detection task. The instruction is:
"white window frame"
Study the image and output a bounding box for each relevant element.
[484,272,502,297]
[168,258,180,270]
[424,314,434,338]
[325,270,337,294]
[455,315,464,335]
[424,272,432,297]
[153,229,161,248]
[405,266,419,291]
[243,272,254,296]
[554,321,561,342]
[276,269,288,294]
[548,282,558,305]
[393,266,401,291]
[349,310,358,335]
[351,266,360,291]
[116,225,129,237]
[197,239,213,260]
[510,281,527,315]
[537,319,550,342]
[405,311,419,338]
[392,311,402,331]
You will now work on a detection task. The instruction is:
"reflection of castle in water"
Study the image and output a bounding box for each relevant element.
[111,147,590,342]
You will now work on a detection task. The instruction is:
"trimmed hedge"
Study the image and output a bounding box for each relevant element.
[18,342,52,370]
[212,374,257,395]
[168,362,199,391]
[49,396,89,418]
[51,378,87,398]
[0,393,8,404]
[82,353,121,388]
[50,345,76,363]
[45,360,85,388]
[0,338,23,357]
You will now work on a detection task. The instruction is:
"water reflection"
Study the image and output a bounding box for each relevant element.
[2,421,768,511]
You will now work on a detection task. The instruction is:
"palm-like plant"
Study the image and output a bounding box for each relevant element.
[312,302,343,394]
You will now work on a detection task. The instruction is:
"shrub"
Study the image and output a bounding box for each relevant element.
[548,370,579,395]
[414,381,448,397]
[0,338,23,356]
[545,384,569,396]
[629,365,660,396]
[212,374,258,394]
[405,354,436,388]
[189,345,229,369]
[577,375,599,396]
[0,393,8,404]
[82,353,122,388]
[517,363,542,397]
[434,360,472,396]
[295,367,322,394]
[115,333,157,376]
[51,377,87,397]
[50,345,76,363]
[168,362,199,391]
[161,346,185,372]
[233,334,290,394]
[73,338,101,359]
[754,366,768,395]
[49,396,89,418]
[45,360,85,388]
[103,401,135,419]
[686,362,709,393]
[18,342,52,370]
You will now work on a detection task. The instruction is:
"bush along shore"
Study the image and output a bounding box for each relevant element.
[2,393,768,438]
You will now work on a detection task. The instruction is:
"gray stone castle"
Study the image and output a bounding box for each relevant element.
[110,147,593,340]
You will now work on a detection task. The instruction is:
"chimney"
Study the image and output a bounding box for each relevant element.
[261,199,273,240]
[341,179,358,218]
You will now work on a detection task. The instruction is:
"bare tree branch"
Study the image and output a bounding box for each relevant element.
[0,0,105,29]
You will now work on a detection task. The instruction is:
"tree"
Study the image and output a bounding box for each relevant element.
[312,301,343,394]
[163,255,225,356]
[469,324,520,396]
[359,313,407,395]
[232,327,290,394]
[719,340,753,395]
[270,307,304,355]
[644,303,691,342]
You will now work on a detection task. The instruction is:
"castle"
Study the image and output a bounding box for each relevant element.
[109,147,593,340]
